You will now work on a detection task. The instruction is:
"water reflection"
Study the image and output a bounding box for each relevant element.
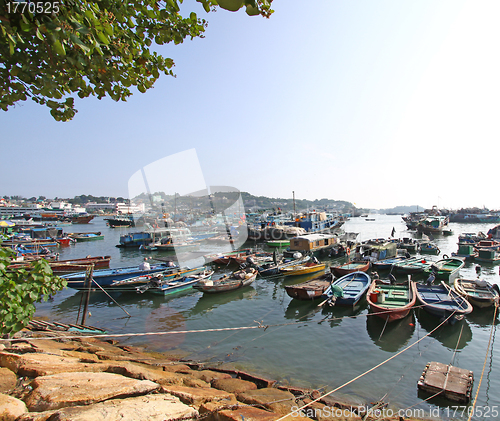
[320,301,367,328]
[366,311,416,352]
[284,299,322,322]
[416,308,472,350]
[188,287,257,316]
[466,307,500,327]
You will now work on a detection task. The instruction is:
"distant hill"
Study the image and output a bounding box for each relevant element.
[379,205,423,215]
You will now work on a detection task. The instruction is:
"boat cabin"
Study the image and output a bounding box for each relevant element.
[288,233,339,253]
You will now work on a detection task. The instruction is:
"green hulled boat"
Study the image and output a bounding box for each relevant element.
[426,257,464,281]
[266,239,290,248]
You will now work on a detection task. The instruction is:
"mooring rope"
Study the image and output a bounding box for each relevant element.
[273,312,455,421]
[466,304,498,421]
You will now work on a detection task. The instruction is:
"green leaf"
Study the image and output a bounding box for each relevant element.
[36,27,44,40]
[96,31,109,45]
[53,40,66,56]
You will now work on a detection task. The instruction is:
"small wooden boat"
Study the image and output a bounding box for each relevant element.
[62,263,176,289]
[321,271,371,306]
[203,248,253,265]
[393,257,433,275]
[330,260,370,278]
[68,232,104,241]
[425,257,464,281]
[474,240,500,251]
[371,256,408,271]
[193,267,257,293]
[232,251,273,266]
[8,255,112,274]
[137,269,214,295]
[419,241,440,255]
[257,254,310,277]
[453,278,500,308]
[416,282,473,324]
[285,272,333,300]
[367,279,417,322]
[280,261,326,277]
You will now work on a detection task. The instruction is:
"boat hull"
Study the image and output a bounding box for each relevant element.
[322,271,371,306]
[330,261,370,278]
[285,273,333,300]
[367,280,416,322]
[416,283,473,324]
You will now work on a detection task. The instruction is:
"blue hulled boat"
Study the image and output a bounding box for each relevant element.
[63,263,174,289]
[371,256,408,271]
[416,282,473,324]
[321,271,371,306]
[136,269,213,296]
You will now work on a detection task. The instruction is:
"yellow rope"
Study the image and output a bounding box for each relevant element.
[274,312,456,421]
[466,304,498,421]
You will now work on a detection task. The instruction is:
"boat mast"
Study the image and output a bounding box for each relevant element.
[293,191,296,226]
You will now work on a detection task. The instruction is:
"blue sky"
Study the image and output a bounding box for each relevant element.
[2,0,499,210]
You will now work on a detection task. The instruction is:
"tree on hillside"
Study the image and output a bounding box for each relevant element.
[0,0,273,121]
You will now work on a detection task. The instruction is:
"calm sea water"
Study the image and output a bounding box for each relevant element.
[34,215,500,420]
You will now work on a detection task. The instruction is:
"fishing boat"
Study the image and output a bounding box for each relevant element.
[453,278,500,308]
[473,240,500,251]
[280,261,326,277]
[320,271,371,306]
[425,257,464,282]
[416,282,473,324]
[105,215,135,227]
[68,232,104,241]
[392,257,433,275]
[398,238,420,253]
[419,241,440,255]
[330,260,370,277]
[62,263,175,289]
[136,269,214,295]
[193,267,258,293]
[452,244,477,261]
[110,266,206,290]
[371,256,408,271]
[8,255,112,274]
[203,248,253,265]
[366,279,417,322]
[284,272,333,300]
[474,248,500,263]
[257,254,310,277]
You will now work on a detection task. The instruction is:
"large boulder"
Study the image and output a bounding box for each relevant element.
[212,378,258,394]
[236,388,297,415]
[0,352,108,377]
[24,372,159,412]
[0,367,17,393]
[21,394,197,421]
[0,393,28,420]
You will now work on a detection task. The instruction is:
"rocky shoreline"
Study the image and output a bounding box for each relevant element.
[0,330,430,421]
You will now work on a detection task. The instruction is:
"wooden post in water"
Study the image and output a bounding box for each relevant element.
[81,264,94,326]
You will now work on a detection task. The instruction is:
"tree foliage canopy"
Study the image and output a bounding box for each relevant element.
[0,0,273,121]
[0,245,67,336]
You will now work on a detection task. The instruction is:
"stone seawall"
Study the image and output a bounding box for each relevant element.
[0,330,428,421]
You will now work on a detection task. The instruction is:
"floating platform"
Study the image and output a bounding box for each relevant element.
[417,361,473,403]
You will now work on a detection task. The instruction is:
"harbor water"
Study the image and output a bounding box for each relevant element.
[34,215,500,420]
